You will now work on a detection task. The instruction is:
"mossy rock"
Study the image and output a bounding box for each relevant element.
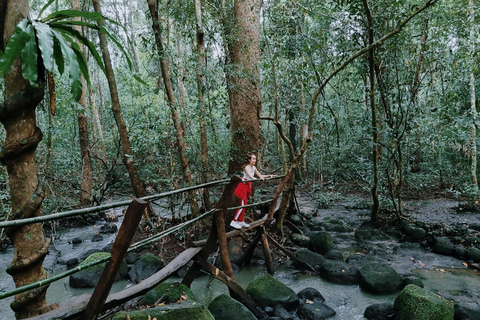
[394,284,454,320]
[111,300,213,320]
[139,282,196,306]
[69,252,127,288]
[309,231,334,254]
[246,273,299,311]
[208,294,256,320]
[358,263,403,294]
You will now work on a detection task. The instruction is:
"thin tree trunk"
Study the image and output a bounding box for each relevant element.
[71,0,93,207]
[146,0,199,216]
[195,0,211,210]
[362,0,379,221]
[91,0,149,203]
[0,1,49,317]
[469,0,478,196]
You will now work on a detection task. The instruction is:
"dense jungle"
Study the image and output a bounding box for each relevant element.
[0,0,479,319]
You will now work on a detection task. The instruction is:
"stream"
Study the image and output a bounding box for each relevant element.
[0,196,479,319]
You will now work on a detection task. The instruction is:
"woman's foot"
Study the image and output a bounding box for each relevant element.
[230,220,242,229]
[238,221,250,228]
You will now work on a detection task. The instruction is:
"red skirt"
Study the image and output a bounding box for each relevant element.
[234,181,252,200]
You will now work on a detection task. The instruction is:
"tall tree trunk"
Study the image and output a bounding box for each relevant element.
[469,0,478,196]
[195,0,211,209]
[146,0,199,216]
[91,0,149,203]
[227,0,263,174]
[362,0,380,221]
[71,0,93,207]
[0,1,50,317]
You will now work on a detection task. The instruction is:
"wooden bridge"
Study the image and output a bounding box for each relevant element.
[0,173,306,319]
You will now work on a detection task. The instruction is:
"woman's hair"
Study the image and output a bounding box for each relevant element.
[242,152,256,168]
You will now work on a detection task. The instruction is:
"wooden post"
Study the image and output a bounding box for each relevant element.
[84,198,148,320]
[235,229,262,266]
[260,226,274,275]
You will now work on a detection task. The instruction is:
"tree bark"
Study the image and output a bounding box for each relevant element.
[91,0,149,204]
[469,0,478,197]
[195,0,211,210]
[146,0,199,216]
[71,0,93,207]
[0,1,49,317]
[227,0,263,174]
[362,0,380,221]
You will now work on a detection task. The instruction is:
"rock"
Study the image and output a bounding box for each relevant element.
[466,247,480,262]
[363,303,395,320]
[297,300,336,320]
[432,237,455,255]
[297,287,325,303]
[355,229,372,241]
[66,258,78,268]
[227,238,245,262]
[454,301,480,320]
[309,231,334,254]
[318,260,359,285]
[411,227,426,241]
[139,282,195,306]
[91,234,104,242]
[69,252,127,288]
[358,263,403,294]
[289,214,304,226]
[324,249,343,260]
[401,275,424,288]
[323,219,346,232]
[394,284,454,320]
[100,223,118,234]
[454,245,467,259]
[112,300,214,320]
[71,237,82,244]
[246,273,300,311]
[291,233,310,247]
[128,253,164,284]
[273,307,295,319]
[125,252,140,264]
[294,248,326,269]
[208,294,256,320]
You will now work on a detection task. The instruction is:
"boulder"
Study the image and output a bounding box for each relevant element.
[358,263,403,294]
[411,227,426,241]
[139,282,195,306]
[454,301,480,320]
[297,300,336,320]
[432,237,455,256]
[324,249,343,260]
[112,300,213,320]
[394,284,454,320]
[466,247,480,262]
[309,231,334,254]
[297,287,325,303]
[355,229,372,241]
[363,303,395,320]
[208,294,256,320]
[318,260,358,285]
[69,252,127,288]
[128,253,164,284]
[294,248,326,269]
[246,273,300,311]
[401,275,424,288]
[291,233,310,247]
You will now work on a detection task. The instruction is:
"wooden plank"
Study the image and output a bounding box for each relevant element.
[84,198,148,320]
[193,256,268,319]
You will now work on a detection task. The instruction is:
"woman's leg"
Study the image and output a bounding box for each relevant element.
[233,198,246,222]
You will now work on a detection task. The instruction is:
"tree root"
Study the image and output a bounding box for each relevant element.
[0,126,43,164]
[6,238,50,275]
[10,285,48,312]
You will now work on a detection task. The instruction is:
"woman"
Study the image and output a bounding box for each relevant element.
[230,152,274,229]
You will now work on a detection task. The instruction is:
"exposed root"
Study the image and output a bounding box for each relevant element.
[10,285,48,312]
[6,239,50,275]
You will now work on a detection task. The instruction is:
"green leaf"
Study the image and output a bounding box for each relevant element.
[20,23,39,87]
[38,0,56,18]
[32,21,55,72]
[99,24,133,71]
[0,19,31,78]
[51,29,82,101]
[42,10,104,24]
[50,20,99,30]
[69,38,90,86]
[53,24,106,77]
[52,37,64,75]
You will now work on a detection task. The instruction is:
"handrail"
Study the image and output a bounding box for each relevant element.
[0,176,283,229]
[0,198,274,300]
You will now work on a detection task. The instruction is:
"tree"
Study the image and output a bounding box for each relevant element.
[468,0,478,198]
[227,0,263,174]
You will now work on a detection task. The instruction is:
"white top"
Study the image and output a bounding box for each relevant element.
[243,165,256,180]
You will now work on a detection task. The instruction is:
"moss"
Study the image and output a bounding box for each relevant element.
[394,285,454,320]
